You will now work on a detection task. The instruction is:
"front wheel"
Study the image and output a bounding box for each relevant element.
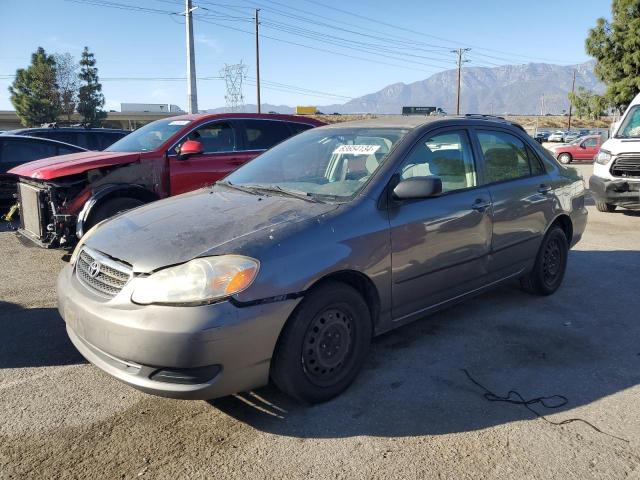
[270,282,372,404]
[520,226,568,296]
[85,197,145,232]
[595,201,617,213]
[558,153,572,164]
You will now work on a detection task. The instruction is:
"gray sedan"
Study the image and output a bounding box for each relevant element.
[57,116,587,404]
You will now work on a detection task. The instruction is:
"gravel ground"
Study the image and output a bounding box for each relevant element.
[1,164,639,479]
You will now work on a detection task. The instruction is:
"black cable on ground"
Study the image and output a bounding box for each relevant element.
[462,369,629,443]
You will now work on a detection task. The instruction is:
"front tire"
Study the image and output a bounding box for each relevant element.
[520,226,568,296]
[558,153,572,164]
[270,282,372,404]
[595,200,616,213]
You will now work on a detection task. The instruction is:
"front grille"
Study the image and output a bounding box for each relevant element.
[611,154,640,178]
[76,247,132,298]
[18,182,45,238]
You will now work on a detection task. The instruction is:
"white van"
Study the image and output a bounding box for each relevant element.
[590,92,640,212]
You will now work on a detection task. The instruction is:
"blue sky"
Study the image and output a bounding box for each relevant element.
[0,0,611,111]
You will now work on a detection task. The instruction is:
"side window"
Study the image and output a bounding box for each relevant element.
[583,138,598,147]
[44,131,80,147]
[2,140,57,163]
[57,146,80,155]
[399,130,477,193]
[477,130,540,183]
[288,122,313,135]
[243,120,292,150]
[180,122,236,153]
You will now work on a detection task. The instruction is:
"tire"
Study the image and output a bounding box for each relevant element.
[558,153,572,164]
[520,226,568,296]
[85,197,145,230]
[595,201,616,213]
[270,281,372,404]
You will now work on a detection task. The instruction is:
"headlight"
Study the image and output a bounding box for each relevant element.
[595,150,612,165]
[69,222,103,266]
[131,255,259,305]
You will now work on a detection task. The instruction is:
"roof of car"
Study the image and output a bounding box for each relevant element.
[160,112,326,126]
[320,114,524,131]
[4,127,128,134]
[0,134,87,150]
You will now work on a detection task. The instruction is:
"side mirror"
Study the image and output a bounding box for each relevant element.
[178,139,204,159]
[392,176,442,200]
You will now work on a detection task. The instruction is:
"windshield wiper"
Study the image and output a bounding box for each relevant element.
[243,184,323,203]
[215,180,260,195]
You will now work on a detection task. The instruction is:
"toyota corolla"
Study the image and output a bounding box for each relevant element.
[58,116,587,404]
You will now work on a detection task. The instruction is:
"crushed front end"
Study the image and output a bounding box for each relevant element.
[16,177,88,248]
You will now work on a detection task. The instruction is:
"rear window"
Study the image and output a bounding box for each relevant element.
[243,119,293,150]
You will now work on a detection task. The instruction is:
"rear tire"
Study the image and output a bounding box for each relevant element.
[595,200,616,213]
[85,197,145,231]
[520,226,568,296]
[558,153,572,164]
[270,282,372,404]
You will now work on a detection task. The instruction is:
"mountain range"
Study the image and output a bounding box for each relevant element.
[206,60,603,116]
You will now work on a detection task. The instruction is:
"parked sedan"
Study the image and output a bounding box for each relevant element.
[547,131,566,142]
[58,116,587,404]
[547,135,603,164]
[0,135,85,204]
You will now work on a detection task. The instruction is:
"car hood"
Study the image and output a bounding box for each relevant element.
[7,151,141,180]
[600,137,640,156]
[84,185,339,272]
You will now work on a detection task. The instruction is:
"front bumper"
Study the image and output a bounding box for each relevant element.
[589,176,640,207]
[57,263,301,400]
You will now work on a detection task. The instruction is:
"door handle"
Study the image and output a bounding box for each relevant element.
[538,184,552,194]
[471,199,491,211]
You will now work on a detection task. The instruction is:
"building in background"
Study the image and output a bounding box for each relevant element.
[120,103,184,113]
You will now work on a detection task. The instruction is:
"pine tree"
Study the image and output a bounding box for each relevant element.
[586,0,640,111]
[9,47,61,127]
[77,47,106,127]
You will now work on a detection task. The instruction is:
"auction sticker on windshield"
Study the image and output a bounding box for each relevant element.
[333,145,380,155]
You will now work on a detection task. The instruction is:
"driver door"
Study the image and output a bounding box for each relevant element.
[169,121,249,195]
[389,128,493,321]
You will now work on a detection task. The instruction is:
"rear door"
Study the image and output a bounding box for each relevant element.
[473,128,555,277]
[168,120,245,195]
[389,128,493,321]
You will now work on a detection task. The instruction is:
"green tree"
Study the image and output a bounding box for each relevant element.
[54,53,79,123]
[568,87,609,120]
[77,47,106,127]
[8,47,61,127]
[586,0,640,111]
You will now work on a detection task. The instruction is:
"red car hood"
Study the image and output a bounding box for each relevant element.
[8,151,141,180]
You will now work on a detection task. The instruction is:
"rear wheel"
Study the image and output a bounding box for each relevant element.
[520,226,568,296]
[270,282,372,404]
[558,153,572,164]
[85,197,145,231]
[595,200,617,213]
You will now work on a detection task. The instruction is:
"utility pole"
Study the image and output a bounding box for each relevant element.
[567,69,576,131]
[185,0,198,114]
[255,8,261,114]
[452,48,471,115]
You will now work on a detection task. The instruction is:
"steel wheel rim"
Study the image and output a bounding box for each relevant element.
[542,238,563,285]
[302,307,353,386]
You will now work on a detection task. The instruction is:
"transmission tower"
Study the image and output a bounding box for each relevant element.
[220,62,247,112]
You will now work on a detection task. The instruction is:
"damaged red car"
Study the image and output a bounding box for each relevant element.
[9,113,324,247]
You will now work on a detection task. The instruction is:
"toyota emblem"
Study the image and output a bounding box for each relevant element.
[88,261,101,278]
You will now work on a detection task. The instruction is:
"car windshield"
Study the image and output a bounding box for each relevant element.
[224,127,409,200]
[617,105,640,138]
[105,118,191,152]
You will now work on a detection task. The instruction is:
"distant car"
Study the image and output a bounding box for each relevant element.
[547,135,603,164]
[2,127,129,151]
[564,131,580,142]
[547,131,566,142]
[534,132,549,143]
[578,129,591,136]
[0,135,85,203]
[331,112,342,116]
